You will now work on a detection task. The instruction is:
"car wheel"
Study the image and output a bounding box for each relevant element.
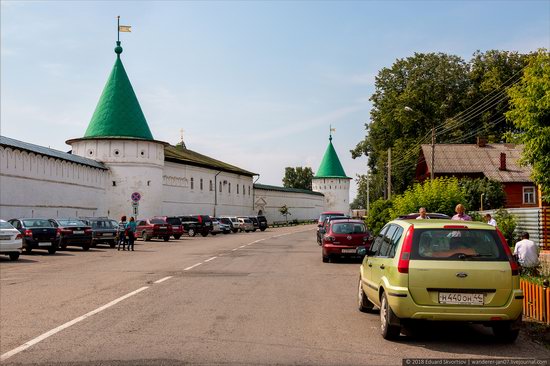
[201,232,208,237]
[25,246,32,254]
[91,242,97,248]
[9,252,20,261]
[48,244,57,255]
[492,319,521,343]
[211,232,217,236]
[163,236,170,242]
[260,228,266,232]
[174,235,182,240]
[82,244,90,251]
[188,228,196,237]
[380,292,401,340]
[358,276,374,312]
[252,229,257,232]
[322,255,329,263]
[232,229,238,233]
[223,230,229,234]
[109,241,116,248]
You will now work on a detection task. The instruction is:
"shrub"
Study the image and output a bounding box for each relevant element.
[366,198,393,235]
[390,177,466,218]
[494,208,517,245]
[459,178,506,211]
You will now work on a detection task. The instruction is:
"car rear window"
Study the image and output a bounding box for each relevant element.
[91,220,115,229]
[167,218,181,225]
[332,223,366,234]
[244,219,252,223]
[0,221,14,229]
[150,219,166,224]
[23,219,55,228]
[57,220,86,226]
[410,229,508,261]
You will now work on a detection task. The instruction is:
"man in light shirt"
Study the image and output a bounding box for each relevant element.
[513,232,539,269]
[484,213,497,227]
[416,207,429,219]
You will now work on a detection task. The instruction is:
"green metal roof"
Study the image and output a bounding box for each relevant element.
[84,44,154,140]
[254,183,325,196]
[314,136,350,179]
[165,145,256,177]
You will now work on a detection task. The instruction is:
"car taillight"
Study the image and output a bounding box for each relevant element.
[397,225,414,274]
[56,228,61,237]
[16,233,22,240]
[85,228,92,234]
[24,229,33,237]
[496,228,519,276]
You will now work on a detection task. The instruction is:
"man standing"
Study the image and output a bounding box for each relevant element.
[416,207,429,219]
[452,204,472,221]
[513,232,539,270]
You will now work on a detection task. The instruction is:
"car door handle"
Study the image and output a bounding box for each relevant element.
[380,264,385,269]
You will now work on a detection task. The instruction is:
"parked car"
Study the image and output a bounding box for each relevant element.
[256,215,268,231]
[397,213,451,220]
[357,219,523,342]
[219,216,240,233]
[80,217,118,248]
[135,218,173,241]
[317,211,347,244]
[237,217,254,232]
[178,215,212,237]
[317,215,351,245]
[8,218,59,254]
[49,218,93,251]
[248,216,259,232]
[0,220,23,261]
[211,219,231,235]
[322,219,372,263]
[155,216,184,239]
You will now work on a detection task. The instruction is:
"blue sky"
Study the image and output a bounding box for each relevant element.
[1,1,549,199]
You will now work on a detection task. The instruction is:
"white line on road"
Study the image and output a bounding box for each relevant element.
[0,286,149,362]
[204,256,217,262]
[153,276,172,284]
[184,263,202,271]
[239,245,246,248]
[232,248,239,251]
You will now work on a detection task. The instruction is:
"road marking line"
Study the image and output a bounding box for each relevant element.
[239,245,246,248]
[232,248,239,251]
[204,256,217,262]
[0,286,149,362]
[153,276,172,284]
[184,263,202,271]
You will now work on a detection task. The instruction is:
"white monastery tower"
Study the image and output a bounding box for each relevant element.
[311,133,351,213]
[67,41,167,220]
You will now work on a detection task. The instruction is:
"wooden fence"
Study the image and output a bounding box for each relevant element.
[520,279,550,324]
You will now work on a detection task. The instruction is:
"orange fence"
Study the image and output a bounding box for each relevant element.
[520,279,550,324]
[542,207,550,250]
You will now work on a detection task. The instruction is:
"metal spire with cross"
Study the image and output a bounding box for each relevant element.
[115,16,132,57]
[329,124,336,141]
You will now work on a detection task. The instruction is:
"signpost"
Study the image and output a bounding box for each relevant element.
[131,192,140,217]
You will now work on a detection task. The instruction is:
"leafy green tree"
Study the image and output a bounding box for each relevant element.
[505,50,550,202]
[279,205,291,222]
[494,209,517,245]
[459,178,506,211]
[389,177,465,218]
[366,198,393,235]
[282,167,314,190]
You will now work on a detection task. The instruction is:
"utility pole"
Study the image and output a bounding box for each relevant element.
[387,148,391,200]
[431,126,435,180]
[366,171,370,216]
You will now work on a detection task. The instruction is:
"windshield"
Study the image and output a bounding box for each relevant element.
[0,221,15,229]
[332,223,366,234]
[410,229,507,261]
[57,220,87,227]
[23,219,54,228]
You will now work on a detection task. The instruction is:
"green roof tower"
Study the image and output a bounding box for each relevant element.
[82,41,154,140]
[314,133,350,179]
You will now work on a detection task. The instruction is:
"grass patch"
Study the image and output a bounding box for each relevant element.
[522,317,550,349]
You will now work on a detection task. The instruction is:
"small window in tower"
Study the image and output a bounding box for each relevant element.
[112,181,116,186]
[237,184,239,194]
[200,178,203,190]
[210,180,213,191]
[248,186,251,195]
[114,149,120,156]
[88,149,94,156]
[147,180,151,186]
[190,177,194,190]
[140,150,146,157]
[229,183,231,193]
[219,182,222,192]
[243,185,245,194]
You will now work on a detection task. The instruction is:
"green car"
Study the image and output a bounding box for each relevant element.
[357,219,523,342]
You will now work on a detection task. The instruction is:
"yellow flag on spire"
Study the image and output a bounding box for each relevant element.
[119,25,132,32]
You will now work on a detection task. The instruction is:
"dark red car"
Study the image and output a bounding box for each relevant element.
[135,218,173,242]
[154,216,184,239]
[322,219,372,263]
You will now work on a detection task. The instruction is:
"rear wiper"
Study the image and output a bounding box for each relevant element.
[457,253,493,259]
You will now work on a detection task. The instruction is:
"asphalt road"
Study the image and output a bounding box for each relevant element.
[1,225,549,366]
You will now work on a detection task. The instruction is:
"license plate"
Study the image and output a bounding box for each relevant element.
[38,242,52,246]
[104,233,113,236]
[73,230,84,234]
[159,226,166,230]
[0,235,11,240]
[439,292,484,305]
[341,249,357,254]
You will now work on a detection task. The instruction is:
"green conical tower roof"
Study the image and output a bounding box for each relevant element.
[83,42,154,140]
[315,135,350,179]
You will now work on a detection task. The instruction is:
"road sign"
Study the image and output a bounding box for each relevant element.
[131,202,139,208]
[131,192,141,202]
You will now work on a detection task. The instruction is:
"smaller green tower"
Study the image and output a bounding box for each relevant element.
[82,41,154,140]
[315,134,350,179]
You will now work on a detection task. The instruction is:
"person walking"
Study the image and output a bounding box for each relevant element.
[452,204,472,221]
[117,215,127,251]
[513,232,539,274]
[416,207,429,219]
[125,217,137,251]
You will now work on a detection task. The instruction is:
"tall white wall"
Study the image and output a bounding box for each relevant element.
[162,162,254,217]
[71,139,164,220]
[253,188,324,224]
[312,178,351,213]
[0,146,107,219]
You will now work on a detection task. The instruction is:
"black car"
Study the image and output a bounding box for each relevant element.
[49,218,93,251]
[256,215,268,231]
[178,215,212,237]
[8,218,59,254]
[248,216,259,232]
[80,217,118,248]
[317,215,352,245]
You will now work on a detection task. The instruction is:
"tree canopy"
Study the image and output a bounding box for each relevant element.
[282,166,314,190]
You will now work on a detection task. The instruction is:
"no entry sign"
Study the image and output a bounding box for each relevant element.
[131,192,141,202]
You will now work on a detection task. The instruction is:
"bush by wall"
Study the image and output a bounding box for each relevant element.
[366,198,393,235]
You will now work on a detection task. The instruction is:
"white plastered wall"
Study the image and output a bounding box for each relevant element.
[312,177,351,214]
[253,188,324,224]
